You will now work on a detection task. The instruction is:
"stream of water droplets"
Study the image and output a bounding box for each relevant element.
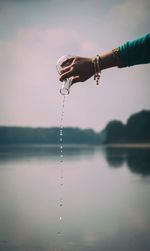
[57,95,66,237]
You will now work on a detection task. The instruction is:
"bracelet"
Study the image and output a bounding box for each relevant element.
[92,55,101,85]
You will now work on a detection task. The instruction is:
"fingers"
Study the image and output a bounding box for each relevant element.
[59,58,75,80]
[59,56,91,84]
[60,72,81,84]
[60,66,75,81]
[71,76,80,85]
[60,65,71,75]
[61,57,74,67]
[60,71,72,81]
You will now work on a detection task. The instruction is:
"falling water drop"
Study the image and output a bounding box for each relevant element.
[58,95,66,239]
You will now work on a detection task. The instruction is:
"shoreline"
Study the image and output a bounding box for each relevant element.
[0,143,150,149]
[104,143,150,148]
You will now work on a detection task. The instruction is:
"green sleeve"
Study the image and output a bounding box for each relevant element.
[118,33,150,67]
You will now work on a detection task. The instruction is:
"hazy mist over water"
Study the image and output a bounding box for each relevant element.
[0,145,150,251]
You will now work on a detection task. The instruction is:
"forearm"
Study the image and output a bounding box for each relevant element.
[59,34,150,85]
[99,51,118,70]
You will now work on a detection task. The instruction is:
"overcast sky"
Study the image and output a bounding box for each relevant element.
[0,0,150,131]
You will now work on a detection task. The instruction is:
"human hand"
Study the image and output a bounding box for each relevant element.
[59,56,94,85]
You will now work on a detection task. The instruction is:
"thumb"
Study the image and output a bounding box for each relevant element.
[71,76,80,85]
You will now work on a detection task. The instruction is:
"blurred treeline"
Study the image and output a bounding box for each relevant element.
[0,110,150,144]
[105,110,150,143]
[0,127,102,145]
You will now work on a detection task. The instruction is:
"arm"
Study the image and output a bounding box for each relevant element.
[59,52,118,84]
[59,34,150,84]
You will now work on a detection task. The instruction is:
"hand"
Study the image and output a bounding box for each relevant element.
[59,56,94,85]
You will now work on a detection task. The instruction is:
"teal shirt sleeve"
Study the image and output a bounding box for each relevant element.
[118,33,150,67]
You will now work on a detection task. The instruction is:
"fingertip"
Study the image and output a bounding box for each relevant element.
[61,57,74,67]
[72,76,80,85]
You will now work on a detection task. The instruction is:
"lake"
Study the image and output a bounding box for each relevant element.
[0,144,150,251]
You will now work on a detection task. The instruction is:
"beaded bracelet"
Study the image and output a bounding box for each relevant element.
[92,55,101,85]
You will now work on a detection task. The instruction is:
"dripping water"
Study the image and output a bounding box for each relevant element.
[58,95,66,236]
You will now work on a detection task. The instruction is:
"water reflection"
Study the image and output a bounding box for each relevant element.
[0,144,150,251]
[1,144,149,177]
[105,147,150,176]
[0,144,96,162]
[104,147,125,167]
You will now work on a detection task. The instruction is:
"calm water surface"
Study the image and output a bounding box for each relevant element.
[0,145,150,251]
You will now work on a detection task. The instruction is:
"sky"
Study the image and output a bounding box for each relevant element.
[0,0,150,132]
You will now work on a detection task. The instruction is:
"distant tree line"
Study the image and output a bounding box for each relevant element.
[0,110,150,145]
[105,110,150,143]
[0,126,103,145]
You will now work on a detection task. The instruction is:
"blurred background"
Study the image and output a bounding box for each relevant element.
[0,1,150,251]
[0,0,150,131]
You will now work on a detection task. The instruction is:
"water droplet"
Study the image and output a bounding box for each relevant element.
[58,96,66,235]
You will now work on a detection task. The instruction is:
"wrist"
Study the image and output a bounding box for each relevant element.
[98,51,117,70]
